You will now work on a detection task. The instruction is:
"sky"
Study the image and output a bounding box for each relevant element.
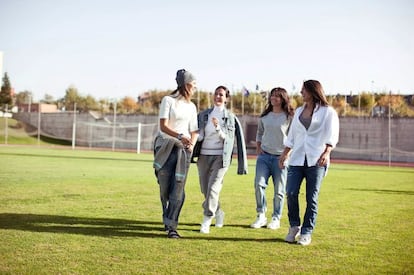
[0,0,413,101]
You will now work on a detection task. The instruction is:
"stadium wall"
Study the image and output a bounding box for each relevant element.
[13,112,414,163]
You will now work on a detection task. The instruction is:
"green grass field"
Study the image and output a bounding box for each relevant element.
[0,146,413,274]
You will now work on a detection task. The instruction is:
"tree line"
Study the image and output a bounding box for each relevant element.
[1,72,414,117]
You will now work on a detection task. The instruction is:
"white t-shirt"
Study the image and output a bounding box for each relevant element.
[158,95,198,138]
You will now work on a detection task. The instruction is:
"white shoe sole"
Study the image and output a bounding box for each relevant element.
[200,227,210,234]
[250,222,267,228]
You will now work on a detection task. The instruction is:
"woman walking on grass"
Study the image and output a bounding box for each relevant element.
[279,80,339,246]
[153,69,199,239]
[250,87,294,230]
[193,85,248,234]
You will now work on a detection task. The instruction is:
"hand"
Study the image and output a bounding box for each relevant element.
[186,144,193,153]
[318,151,330,166]
[212,117,219,128]
[318,145,332,166]
[278,154,288,169]
[181,136,193,149]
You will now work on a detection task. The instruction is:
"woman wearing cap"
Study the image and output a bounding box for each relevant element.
[192,85,248,234]
[153,69,199,239]
[279,80,339,246]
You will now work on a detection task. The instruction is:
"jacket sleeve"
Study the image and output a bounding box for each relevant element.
[235,116,248,175]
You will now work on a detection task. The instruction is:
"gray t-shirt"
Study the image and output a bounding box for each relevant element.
[256,112,290,155]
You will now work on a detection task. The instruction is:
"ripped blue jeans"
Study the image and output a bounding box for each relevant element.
[286,163,326,235]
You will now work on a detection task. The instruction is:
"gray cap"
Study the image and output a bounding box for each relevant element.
[175,69,196,88]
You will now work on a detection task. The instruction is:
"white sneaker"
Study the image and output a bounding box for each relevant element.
[285,226,300,243]
[297,234,312,246]
[200,216,212,234]
[267,217,280,230]
[250,214,267,228]
[215,211,225,228]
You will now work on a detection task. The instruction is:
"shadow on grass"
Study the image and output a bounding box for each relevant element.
[346,188,414,195]
[0,152,153,163]
[0,213,280,242]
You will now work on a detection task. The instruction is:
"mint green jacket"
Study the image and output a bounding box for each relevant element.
[192,107,248,175]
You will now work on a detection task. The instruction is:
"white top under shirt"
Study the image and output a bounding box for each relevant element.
[200,105,225,155]
[158,95,198,138]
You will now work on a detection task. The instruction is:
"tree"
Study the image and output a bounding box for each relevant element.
[61,87,100,112]
[98,99,110,114]
[144,90,170,114]
[377,94,412,117]
[0,72,13,108]
[63,85,80,111]
[352,92,375,113]
[331,95,347,116]
[43,94,55,104]
[15,90,33,105]
[290,94,304,109]
[78,95,99,112]
[119,96,138,113]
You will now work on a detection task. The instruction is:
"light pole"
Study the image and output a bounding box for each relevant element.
[28,94,31,113]
[2,104,17,144]
[371,80,375,116]
[388,90,392,167]
[72,102,77,150]
[37,102,41,146]
[112,99,117,151]
[4,104,9,144]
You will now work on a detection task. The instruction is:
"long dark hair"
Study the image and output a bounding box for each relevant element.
[260,87,294,118]
[303,80,329,106]
[170,86,192,101]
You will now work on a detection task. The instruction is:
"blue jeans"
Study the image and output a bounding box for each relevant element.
[254,152,287,220]
[155,146,190,230]
[286,163,326,235]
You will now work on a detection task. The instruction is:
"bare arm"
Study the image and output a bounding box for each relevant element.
[159,118,194,149]
[318,144,333,166]
[256,141,263,155]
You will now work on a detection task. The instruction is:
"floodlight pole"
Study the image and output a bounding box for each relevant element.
[72,103,77,150]
[388,91,391,167]
[37,103,41,146]
[137,122,142,154]
[112,99,117,151]
[4,104,8,144]
[28,94,31,113]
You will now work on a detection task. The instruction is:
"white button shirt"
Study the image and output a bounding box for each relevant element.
[284,104,339,167]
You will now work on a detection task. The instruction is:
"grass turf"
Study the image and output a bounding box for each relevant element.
[0,146,413,274]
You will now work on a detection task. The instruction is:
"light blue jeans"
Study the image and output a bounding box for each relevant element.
[286,161,326,235]
[254,152,287,220]
[155,146,191,230]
